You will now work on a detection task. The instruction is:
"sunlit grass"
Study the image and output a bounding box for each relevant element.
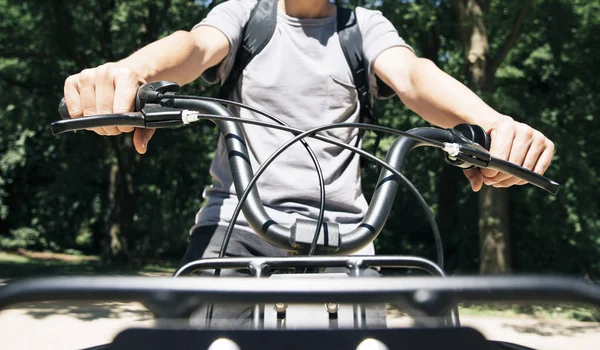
[0,252,30,264]
[459,303,600,322]
[0,251,176,281]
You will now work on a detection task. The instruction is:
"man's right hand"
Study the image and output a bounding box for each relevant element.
[63,63,156,154]
[63,26,231,154]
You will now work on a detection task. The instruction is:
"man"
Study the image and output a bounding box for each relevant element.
[64,0,554,263]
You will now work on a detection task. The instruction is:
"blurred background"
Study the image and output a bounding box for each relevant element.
[1,1,599,348]
[0,0,598,279]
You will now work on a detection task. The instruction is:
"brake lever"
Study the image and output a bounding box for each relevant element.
[51,112,145,135]
[444,144,559,196]
[51,104,186,135]
[441,124,560,195]
[486,156,560,195]
[443,141,560,195]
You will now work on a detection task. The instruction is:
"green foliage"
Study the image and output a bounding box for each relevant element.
[0,0,598,277]
[0,227,41,250]
[0,0,215,259]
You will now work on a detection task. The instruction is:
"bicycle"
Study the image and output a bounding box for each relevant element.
[1,81,597,350]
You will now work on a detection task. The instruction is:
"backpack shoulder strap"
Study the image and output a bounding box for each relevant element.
[219,0,278,99]
[336,7,373,126]
[338,7,388,167]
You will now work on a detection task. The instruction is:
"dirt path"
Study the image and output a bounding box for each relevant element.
[458,316,600,350]
[388,315,600,350]
[1,301,598,350]
[0,301,154,350]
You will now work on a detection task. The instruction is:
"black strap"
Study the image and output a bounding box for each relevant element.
[336,7,373,126]
[337,7,383,166]
[219,0,278,100]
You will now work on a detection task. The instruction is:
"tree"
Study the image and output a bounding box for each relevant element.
[452,0,533,273]
[0,0,598,277]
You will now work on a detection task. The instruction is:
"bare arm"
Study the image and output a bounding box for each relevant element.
[119,26,229,86]
[63,26,229,153]
[374,46,554,191]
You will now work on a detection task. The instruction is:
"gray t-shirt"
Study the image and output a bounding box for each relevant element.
[191,0,412,255]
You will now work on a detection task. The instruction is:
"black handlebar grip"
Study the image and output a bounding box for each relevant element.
[487,157,560,195]
[58,98,70,120]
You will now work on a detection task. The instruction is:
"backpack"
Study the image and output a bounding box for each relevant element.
[218,0,391,165]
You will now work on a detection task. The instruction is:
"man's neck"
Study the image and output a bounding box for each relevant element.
[279,0,336,19]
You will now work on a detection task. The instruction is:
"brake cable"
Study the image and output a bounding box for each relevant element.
[161,95,446,269]
[173,95,445,263]
[219,120,445,261]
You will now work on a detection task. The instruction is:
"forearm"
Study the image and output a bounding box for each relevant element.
[116,31,201,85]
[375,47,511,130]
[400,58,510,129]
[117,27,228,86]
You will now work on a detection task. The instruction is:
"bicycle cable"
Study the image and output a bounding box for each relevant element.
[224,120,444,260]
[170,96,326,327]
[173,95,445,262]
[164,96,445,269]
[171,96,327,264]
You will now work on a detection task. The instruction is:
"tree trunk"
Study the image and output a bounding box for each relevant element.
[104,142,137,264]
[422,18,463,267]
[106,152,133,263]
[452,0,524,274]
[99,0,136,263]
[478,186,510,273]
[101,0,170,263]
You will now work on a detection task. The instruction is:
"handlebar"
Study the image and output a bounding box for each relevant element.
[1,275,598,314]
[53,82,560,255]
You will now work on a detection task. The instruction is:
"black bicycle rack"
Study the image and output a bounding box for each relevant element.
[0,274,598,349]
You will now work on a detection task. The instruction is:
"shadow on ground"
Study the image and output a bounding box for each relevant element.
[0,255,176,283]
[5,301,155,322]
[0,253,182,324]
